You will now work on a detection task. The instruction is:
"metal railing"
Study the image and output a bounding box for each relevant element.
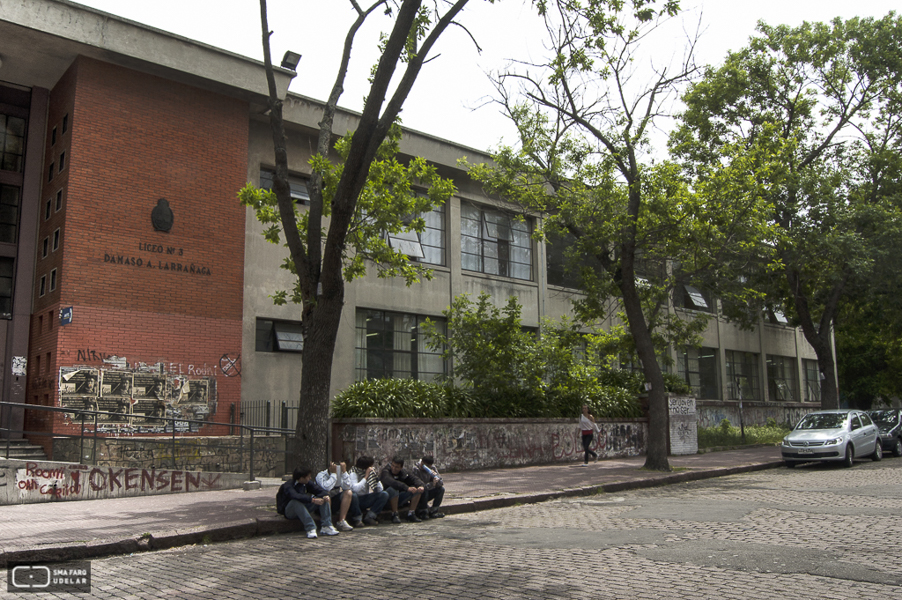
[240,399,299,431]
[0,401,294,481]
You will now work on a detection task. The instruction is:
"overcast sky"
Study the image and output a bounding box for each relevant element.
[74,1,899,153]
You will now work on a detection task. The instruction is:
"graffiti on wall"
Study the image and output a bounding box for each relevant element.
[337,421,647,471]
[59,365,217,433]
[13,462,224,502]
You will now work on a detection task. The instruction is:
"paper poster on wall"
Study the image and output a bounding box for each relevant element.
[59,366,216,432]
[12,356,27,376]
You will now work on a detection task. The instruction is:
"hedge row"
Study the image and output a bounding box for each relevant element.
[329,374,691,420]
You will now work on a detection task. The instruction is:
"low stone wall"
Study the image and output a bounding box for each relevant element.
[697,401,816,429]
[51,435,287,478]
[0,458,249,505]
[331,418,648,471]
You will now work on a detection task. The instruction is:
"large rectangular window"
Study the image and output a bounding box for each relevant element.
[0,184,20,244]
[256,318,304,353]
[767,355,799,402]
[260,168,310,203]
[678,346,719,399]
[1,114,26,173]
[461,202,532,280]
[355,309,446,382]
[387,203,445,266]
[0,257,14,319]
[803,359,821,403]
[725,350,760,401]
[546,232,589,289]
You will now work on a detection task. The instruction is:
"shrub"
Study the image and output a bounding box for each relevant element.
[332,378,643,419]
[697,419,791,448]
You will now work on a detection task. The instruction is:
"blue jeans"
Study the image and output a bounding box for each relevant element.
[285,499,332,532]
[356,490,389,516]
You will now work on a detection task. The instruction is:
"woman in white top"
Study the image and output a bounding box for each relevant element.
[579,404,600,464]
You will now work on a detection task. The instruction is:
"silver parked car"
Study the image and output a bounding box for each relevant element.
[781,409,882,468]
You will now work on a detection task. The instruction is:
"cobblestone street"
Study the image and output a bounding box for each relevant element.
[11,460,902,599]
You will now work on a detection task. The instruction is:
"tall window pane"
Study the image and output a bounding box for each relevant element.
[460,201,532,281]
[678,346,719,399]
[725,350,760,401]
[767,355,799,402]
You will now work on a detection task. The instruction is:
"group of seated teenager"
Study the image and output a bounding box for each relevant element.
[276,454,445,539]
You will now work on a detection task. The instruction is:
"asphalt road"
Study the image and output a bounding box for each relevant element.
[9,458,901,599]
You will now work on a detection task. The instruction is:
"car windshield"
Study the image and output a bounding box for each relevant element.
[869,410,899,427]
[796,413,847,430]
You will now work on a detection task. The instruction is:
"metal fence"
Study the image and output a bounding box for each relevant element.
[240,399,299,432]
[0,401,292,481]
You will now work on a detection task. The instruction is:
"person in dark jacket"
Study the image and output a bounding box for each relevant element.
[277,466,340,539]
[412,455,445,520]
[379,456,425,523]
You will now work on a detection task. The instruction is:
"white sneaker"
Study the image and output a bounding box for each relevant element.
[306,530,317,539]
[336,520,354,532]
[320,525,340,536]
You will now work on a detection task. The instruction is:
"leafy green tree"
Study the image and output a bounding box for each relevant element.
[672,14,902,409]
[424,293,546,397]
[464,0,775,470]
[243,0,479,466]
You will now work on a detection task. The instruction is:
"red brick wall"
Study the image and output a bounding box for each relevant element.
[26,57,249,456]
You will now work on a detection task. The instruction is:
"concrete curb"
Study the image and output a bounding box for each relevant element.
[0,460,785,566]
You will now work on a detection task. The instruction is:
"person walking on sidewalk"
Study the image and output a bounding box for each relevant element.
[579,404,600,464]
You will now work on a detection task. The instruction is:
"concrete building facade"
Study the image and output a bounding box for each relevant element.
[1,1,821,458]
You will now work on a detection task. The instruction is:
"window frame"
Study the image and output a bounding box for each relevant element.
[255,318,304,353]
[460,201,532,281]
[766,354,799,402]
[354,309,446,382]
[725,350,761,401]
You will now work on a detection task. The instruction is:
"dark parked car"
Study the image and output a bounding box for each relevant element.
[866,409,902,457]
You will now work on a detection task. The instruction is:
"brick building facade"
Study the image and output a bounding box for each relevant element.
[1,1,825,459]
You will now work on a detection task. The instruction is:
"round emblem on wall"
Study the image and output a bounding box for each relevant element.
[151,198,174,232]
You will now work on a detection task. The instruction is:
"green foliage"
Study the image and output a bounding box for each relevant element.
[331,378,642,419]
[238,123,456,306]
[423,293,545,396]
[697,419,791,449]
[673,14,902,407]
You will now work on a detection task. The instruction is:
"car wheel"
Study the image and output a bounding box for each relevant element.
[892,438,902,458]
[872,440,883,461]
[842,444,854,468]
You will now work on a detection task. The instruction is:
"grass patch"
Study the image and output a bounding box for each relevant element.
[698,418,790,449]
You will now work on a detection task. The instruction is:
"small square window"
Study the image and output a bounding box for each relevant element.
[52,229,60,251]
[50,269,57,292]
[41,237,48,258]
[256,318,304,352]
[39,275,46,297]
[51,127,57,146]
[62,114,69,134]
[45,199,52,221]
[56,190,63,212]
[58,152,66,172]
[47,163,54,182]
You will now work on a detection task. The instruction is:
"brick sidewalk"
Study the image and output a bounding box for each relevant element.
[0,446,782,565]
